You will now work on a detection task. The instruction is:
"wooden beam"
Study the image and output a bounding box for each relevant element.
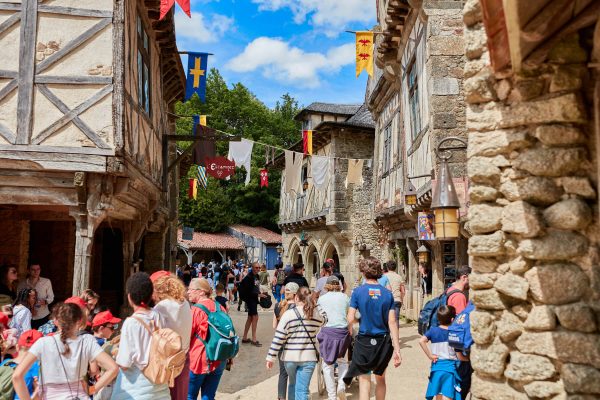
[37,5,113,18]
[0,123,15,143]
[0,187,78,206]
[15,0,37,144]
[0,70,17,79]
[35,75,113,85]
[0,3,21,12]
[0,143,114,155]
[0,13,20,36]
[0,79,17,103]
[0,150,107,172]
[502,0,522,71]
[35,84,113,149]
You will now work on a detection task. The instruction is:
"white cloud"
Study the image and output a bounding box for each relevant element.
[175,11,234,44]
[252,0,374,36]
[225,37,354,88]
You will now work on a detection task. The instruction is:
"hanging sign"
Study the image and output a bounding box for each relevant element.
[182,226,194,241]
[205,156,236,179]
[418,211,435,240]
[260,169,269,187]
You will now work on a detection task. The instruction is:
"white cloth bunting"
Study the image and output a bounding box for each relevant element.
[345,159,364,188]
[228,139,254,185]
[311,155,330,192]
[285,150,303,194]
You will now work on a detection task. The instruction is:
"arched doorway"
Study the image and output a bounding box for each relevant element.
[323,242,340,273]
[289,242,302,265]
[306,243,319,281]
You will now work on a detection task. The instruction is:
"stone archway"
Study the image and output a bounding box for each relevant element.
[305,242,320,282]
[322,241,340,273]
[288,240,302,265]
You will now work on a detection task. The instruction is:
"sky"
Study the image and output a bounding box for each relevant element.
[173,0,377,108]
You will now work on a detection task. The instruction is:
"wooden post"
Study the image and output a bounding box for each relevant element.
[72,214,95,295]
[16,0,38,144]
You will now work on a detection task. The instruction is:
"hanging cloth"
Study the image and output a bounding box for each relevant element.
[228,139,254,185]
[191,120,215,167]
[345,159,364,188]
[303,130,313,155]
[285,150,303,194]
[311,155,330,192]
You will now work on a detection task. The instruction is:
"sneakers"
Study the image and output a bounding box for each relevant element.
[337,386,346,400]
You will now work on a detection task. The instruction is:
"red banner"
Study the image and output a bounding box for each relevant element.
[160,0,191,20]
[260,169,269,188]
[205,156,236,179]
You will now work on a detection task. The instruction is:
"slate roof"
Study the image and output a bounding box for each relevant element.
[295,102,362,120]
[229,225,282,244]
[314,103,375,130]
[177,229,244,250]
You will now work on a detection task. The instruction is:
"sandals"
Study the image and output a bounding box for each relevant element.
[242,338,251,344]
[252,341,262,347]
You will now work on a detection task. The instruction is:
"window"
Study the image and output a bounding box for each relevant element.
[407,58,421,139]
[137,16,151,115]
[382,123,392,173]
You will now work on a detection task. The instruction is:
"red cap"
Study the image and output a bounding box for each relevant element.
[0,312,8,327]
[150,270,171,282]
[92,310,122,327]
[65,296,87,310]
[18,329,43,347]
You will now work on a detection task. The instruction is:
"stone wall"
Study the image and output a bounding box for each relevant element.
[464,1,600,398]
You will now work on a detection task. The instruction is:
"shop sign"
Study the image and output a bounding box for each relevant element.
[418,212,435,240]
[205,156,236,179]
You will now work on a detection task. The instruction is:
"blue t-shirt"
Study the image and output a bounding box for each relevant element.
[8,360,39,399]
[361,275,390,289]
[350,284,394,336]
[424,326,457,360]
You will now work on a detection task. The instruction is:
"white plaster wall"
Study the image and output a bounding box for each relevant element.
[45,0,112,11]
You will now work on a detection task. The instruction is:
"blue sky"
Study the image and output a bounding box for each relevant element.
[174,0,376,108]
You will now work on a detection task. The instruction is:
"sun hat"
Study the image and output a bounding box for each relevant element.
[284,282,299,294]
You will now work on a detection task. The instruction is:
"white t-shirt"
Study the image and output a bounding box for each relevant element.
[29,334,103,384]
[153,299,192,351]
[116,310,163,370]
[314,276,329,295]
[317,292,350,329]
[10,304,32,338]
[18,277,54,320]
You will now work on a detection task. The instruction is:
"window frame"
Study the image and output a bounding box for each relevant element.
[407,57,421,140]
[382,123,393,174]
[137,15,151,116]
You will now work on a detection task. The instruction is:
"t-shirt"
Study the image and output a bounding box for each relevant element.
[361,275,391,290]
[10,304,32,338]
[8,359,39,400]
[350,284,394,336]
[153,299,193,351]
[283,273,309,289]
[447,289,467,314]
[115,310,163,370]
[317,292,349,329]
[258,271,270,286]
[386,272,405,303]
[189,299,225,375]
[29,334,103,384]
[424,326,457,360]
[314,276,329,295]
[215,295,228,310]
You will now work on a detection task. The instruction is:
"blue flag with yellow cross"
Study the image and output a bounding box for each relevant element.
[185,52,209,102]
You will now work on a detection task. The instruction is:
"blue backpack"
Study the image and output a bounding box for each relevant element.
[193,301,239,362]
[448,302,474,351]
[418,289,463,335]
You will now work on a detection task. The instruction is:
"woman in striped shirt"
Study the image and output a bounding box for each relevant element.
[266,287,323,400]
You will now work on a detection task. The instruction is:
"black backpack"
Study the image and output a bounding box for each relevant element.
[418,289,463,335]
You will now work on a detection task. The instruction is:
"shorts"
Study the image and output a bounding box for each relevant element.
[228,283,235,291]
[246,300,258,316]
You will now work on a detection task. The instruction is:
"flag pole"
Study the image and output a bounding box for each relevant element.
[178,52,215,55]
[345,30,384,34]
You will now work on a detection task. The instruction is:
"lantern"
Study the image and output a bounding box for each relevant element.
[417,245,429,263]
[431,158,460,239]
[405,181,418,206]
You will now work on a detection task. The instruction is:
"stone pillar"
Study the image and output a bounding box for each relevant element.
[463,0,599,398]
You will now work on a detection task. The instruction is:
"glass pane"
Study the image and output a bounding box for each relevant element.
[137,51,143,106]
[144,31,149,52]
[137,16,141,38]
[144,63,150,114]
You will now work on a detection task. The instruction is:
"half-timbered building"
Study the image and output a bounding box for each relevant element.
[0,0,184,310]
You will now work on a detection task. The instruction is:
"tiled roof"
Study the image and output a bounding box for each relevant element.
[229,225,282,244]
[314,103,375,130]
[304,102,362,115]
[177,229,244,250]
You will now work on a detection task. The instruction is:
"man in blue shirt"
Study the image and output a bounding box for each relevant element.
[345,257,402,400]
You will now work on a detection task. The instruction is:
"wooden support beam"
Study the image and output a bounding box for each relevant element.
[0,13,21,36]
[15,0,37,144]
[37,5,113,18]
[35,75,113,85]
[0,3,21,11]
[0,70,17,79]
[0,80,17,103]
[0,123,15,144]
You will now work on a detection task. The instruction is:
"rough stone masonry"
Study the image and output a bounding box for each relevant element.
[463,0,600,399]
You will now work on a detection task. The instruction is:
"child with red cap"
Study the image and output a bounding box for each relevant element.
[1,329,43,399]
[92,311,121,347]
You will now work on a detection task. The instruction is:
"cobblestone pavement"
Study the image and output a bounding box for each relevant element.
[217,309,430,399]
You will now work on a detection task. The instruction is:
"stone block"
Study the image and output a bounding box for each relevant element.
[464,56,490,78]
[471,256,498,273]
[472,288,506,310]
[496,311,523,342]
[500,177,563,205]
[523,381,565,398]
[465,71,497,104]
[518,231,588,261]
[535,125,586,146]
[508,78,545,102]
[554,303,597,333]
[468,157,501,185]
[543,199,592,231]
[429,36,465,56]
[495,79,511,101]
[559,177,596,199]
[501,201,542,238]
[471,375,528,400]
[550,65,584,93]
[469,231,505,257]
[547,33,588,64]
[504,352,556,382]
[513,147,587,177]
[463,0,482,26]
[467,94,588,132]
[494,273,529,300]
[525,263,588,305]
[469,185,498,202]
[470,273,498,289]
[506,256,532,274]
[524,306,557,331]
[512,304,531,320]
[431,77,459,95]
[465,24,487,60]
[471,310,496,344]
[471,339,509,378]
[468,204,503,234]
[517,331,600,368]
[468,129,530,158]
[432,112,457,129]
[562,363,600,394]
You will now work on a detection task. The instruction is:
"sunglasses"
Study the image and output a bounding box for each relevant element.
[5,314,12,318]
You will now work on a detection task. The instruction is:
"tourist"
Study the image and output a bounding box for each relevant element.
[226,267,236,304]
[266,287,322,400]
[5,329,42,399]
[446,266,471,314]
[187,278,226,400]
[240,262,262,346]
[272,282,299,400]
[91,310,121,347]
[0,264,18,303]
[282,263,309,291]
[215,283,229,313]
[111,272,171,399]
[384,260,406,325]
[12,302,119,400]
[151,271,193,400]
[18,264,54,329]
[312,262,333,300]
[316,275,351,400]
[10,288,36,338]
[272,263,286,303]
[419,305,466,400]
[258,264,270,291]
[213,263,222,290]
[345,257,402,400]
[81,289,100,323]
[419,263,433,296]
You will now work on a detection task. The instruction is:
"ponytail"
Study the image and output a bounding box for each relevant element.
[296,287,316,319]
[54,302,84,357]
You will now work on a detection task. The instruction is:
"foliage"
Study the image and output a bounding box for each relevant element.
[176,69,301,233]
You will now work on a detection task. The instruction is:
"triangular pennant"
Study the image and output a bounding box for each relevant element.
[160,0,191,20]
[260,169,269,188]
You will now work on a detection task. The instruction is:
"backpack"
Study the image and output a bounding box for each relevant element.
[418,289,463,335]
[276,270,286,285]
[0,360,17,400]
[132,316,186,387]
[193,301,239,362]
[448,302,475,351]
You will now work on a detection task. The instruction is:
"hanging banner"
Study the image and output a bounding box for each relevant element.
[205,156,236,179]
[356,31,374,77]
[302,130,313,155]
[418,211,435,240]
[160,0,191,20]
[188,178,198,200]
[260,169,269,188]
[228,138,254,186]
[185,53,209,102]
[197,165,208,189]
[191,120,215,167]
